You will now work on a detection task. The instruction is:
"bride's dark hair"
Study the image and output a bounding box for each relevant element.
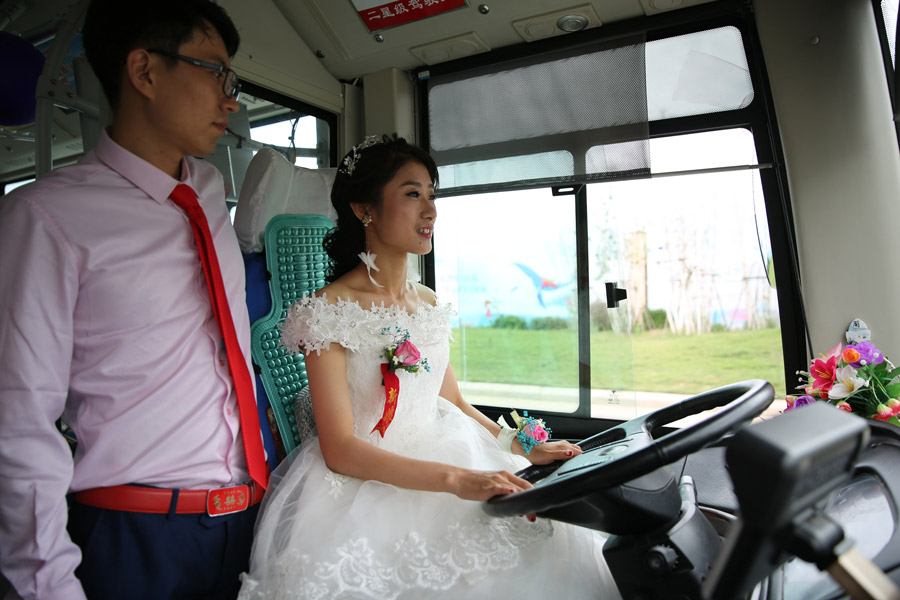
[324,134,439,283]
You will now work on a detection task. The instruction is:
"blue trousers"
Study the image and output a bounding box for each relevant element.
[68,500,259,599]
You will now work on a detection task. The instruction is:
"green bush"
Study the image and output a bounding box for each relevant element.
[530,316,570,330]
[648,308,667,330]
[491,314,528,329]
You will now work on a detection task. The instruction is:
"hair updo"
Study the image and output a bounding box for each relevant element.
[323,134,438,283]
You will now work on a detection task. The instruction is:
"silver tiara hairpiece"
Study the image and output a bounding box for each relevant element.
[338,135,381,175]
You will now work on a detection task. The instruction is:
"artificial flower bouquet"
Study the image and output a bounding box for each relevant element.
[788,340,900,424]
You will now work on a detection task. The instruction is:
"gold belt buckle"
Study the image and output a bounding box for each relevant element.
[206,483,251,516]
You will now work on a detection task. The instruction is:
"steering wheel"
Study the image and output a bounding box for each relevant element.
[483,379,774,526]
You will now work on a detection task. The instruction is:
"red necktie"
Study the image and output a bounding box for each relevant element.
[170,184,267,490]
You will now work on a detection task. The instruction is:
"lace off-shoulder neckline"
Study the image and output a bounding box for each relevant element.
[280,293,454,356]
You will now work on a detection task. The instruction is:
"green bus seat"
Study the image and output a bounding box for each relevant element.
[250,213,332,457]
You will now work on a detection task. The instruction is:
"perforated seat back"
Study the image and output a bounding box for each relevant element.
[250,214,332,455]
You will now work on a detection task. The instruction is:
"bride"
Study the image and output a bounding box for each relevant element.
[238,135,621,599]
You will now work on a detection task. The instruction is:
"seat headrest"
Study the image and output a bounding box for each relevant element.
[234,147,338,253]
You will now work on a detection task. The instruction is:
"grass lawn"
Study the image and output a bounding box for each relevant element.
[450,326,787,397]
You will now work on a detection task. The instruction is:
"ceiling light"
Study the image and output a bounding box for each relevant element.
[556,14,588,33]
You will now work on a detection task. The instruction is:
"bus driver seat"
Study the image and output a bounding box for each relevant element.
[233,148,336,465]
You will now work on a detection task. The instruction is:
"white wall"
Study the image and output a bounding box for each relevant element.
[363,68,415,142]
[755,0,900,359]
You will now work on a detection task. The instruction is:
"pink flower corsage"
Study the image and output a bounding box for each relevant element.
[371,328,430,437]
[511,410,551,455]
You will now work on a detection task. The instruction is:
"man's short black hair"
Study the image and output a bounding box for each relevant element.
[82,0,240,110]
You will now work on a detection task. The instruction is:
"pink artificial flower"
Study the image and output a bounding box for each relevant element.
[526,423,549,443]
[784,395,796,411]
[874,403,894,421]
[836,401,852,413]
[810,355,837,398]
[888,398,900,417]
[394,340,421,367]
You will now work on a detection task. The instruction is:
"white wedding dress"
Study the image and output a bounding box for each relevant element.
[238,295,621,599]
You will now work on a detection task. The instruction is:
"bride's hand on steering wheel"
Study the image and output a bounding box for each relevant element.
[450,468,533,501]
[518,440,582,465]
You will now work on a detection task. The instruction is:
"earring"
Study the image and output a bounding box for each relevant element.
[357,215,383,288]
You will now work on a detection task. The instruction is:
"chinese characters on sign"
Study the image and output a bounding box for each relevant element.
[350,0,467,32]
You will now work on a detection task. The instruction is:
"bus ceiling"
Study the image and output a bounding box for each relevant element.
[2,0,734,183]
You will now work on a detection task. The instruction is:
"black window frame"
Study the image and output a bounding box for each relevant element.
[871,0,900,146]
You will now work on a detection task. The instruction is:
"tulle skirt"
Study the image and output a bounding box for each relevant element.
[238,398,621,599]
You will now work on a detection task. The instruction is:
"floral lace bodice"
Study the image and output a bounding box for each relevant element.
[281,295,453,453]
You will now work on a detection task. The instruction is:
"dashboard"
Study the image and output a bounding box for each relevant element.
[681,419,900,599]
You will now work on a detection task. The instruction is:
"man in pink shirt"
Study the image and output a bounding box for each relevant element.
[0,1,268,598]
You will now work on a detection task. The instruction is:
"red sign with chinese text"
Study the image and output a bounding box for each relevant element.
[356,0,467,32]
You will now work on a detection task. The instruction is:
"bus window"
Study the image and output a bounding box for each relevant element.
[587,129,784,419]
[238,82,335,171]
[428,19,790,421]
[437,129,785,420]
[437,187,582,415]
[250,115,321,169]
[220,84,336,221]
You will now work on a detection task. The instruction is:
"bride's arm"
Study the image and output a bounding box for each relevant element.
[437,363,583,465]
[305,344,531,501]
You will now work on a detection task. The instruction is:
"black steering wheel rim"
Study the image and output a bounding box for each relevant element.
[484,379,774,517]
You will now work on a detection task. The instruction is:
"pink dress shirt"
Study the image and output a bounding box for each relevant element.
[0,131,255,600]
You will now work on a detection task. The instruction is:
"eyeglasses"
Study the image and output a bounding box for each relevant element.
[147,49,241,100]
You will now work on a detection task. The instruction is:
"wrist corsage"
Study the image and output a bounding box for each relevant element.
[371,327,430,437]
[511,410,551,455]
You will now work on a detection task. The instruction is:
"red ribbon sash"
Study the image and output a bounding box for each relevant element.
[372,363,399,437]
